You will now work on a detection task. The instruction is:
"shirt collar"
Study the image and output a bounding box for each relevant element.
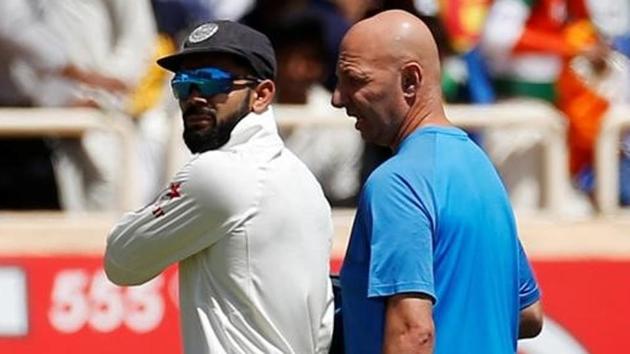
[219,105,281,151]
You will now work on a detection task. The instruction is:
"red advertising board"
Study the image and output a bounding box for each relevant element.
[0,256,629,354]
[520,260,630,354]
[0,256,181,354]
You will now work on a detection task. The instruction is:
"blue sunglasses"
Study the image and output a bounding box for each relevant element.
[171,67,261,100]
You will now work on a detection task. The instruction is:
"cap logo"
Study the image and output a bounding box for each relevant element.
[188,23,218,43]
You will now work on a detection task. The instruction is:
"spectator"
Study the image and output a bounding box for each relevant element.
[269,13,363,205]
[8,0,158,210]
[0,0,128,209]
[480,0,601,214]
[568,0,630,206]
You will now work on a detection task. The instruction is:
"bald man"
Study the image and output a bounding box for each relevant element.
[332,10,543,354]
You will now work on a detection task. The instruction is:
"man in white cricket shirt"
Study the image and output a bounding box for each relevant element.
[104,20,334,354]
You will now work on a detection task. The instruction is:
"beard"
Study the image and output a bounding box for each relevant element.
[182,91,252,153]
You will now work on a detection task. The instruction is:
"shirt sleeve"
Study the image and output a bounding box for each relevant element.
[517,239,541,309]
[104,154,256,286]
[363,171,437,303]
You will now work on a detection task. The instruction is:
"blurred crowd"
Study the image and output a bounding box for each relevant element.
[0,0,628,214]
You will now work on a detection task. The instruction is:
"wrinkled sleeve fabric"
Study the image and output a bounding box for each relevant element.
[517,240,541,309]
[363,171,437,303]
[105,153,256,285]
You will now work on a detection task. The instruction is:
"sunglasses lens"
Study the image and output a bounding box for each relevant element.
[171,68,258,99]
[171,68,236,99]
[197,80,232,96]
[171,78,233,99]
[171,81,191,99]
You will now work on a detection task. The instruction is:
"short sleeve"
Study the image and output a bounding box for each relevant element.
[363,171,436,303]
[517,240,541,309]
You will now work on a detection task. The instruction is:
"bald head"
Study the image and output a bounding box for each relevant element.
[332,10,449,148]
[342,10,442,85]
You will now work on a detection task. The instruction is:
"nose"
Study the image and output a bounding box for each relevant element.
[180,86,208,109]
[331,87,344,108]
[185,86,208,102]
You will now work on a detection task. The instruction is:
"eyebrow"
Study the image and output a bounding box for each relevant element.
[338,64,370,83]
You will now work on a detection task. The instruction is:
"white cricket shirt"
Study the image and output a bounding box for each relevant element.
[105,107,334,354]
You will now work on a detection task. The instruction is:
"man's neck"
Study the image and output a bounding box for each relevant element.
[390,96,450,150]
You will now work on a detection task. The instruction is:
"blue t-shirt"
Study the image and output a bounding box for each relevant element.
[340,126,540,354]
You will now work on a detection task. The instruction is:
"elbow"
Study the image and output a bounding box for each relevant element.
[104,257,137,286]
[104,231,155,286]
[519,301,544,339]
[520,316,543,339]
[411,323,435,348]
[104,253,152,286]
[393,322,435,353]
[384,294,435,353]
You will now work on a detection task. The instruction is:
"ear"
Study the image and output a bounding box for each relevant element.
[400,63,422,99]
[251,80,275,113]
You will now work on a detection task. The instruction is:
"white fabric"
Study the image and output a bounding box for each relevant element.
[0,0,69,105]
[488,54,562,83]
[586,0,630,38]
[206,0,255,21]
[106,107,334,354]
[34,0,155,87]
[480,0,570,213]
[11,0,158,211]
[14,0,156,108]
[480,0,529,58]
[282,85,363,203]
[0,0,67,72]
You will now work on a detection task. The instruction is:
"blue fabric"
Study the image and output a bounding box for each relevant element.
[340,126,540,354]
[620,153,630,206]
[462,46,497,147]
[464,47,496,104]
[613,35,630,58]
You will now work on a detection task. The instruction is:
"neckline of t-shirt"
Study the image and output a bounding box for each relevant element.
[399,124,466,148]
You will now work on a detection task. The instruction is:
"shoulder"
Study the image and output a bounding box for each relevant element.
[360,151,438,218]
[183,151,259,211]
[362,158,420,204]
[365,152,432,193]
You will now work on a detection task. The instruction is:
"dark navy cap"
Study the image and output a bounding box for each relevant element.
[157,20,277,80]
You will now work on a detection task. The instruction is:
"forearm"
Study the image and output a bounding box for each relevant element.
[383,324,434,354]
[105,191,213,286]
[519,300,543,338]
[105,209,172,286]
[383,294,435,354]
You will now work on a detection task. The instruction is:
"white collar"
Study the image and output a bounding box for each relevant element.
[219,105,280,150]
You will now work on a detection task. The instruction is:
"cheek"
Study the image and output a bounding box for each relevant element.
[349,90,374,109]
[354,90,386,116]
[216,92,246,113]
